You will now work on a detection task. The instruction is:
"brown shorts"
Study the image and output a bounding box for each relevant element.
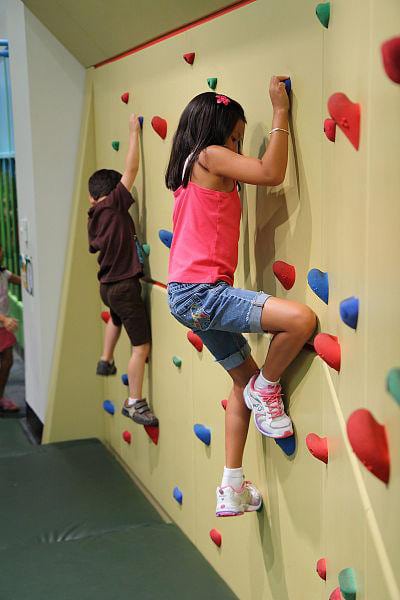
[100,276,151,346]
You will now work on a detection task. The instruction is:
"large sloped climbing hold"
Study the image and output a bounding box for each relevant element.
[340,297,359,330]
[308,268,329,304]
[315,2,330,28]
[314,333,341,372]
[387,368,400,406]
[187,331,203,352]
[111,140,120,151]
[159,229,173,248]
[330,588,343,600]
[328,93,361,150]
[275,435,296,456]
[324,118,336,142]
[194,424,211,446]
[347,409,390,484]
[151,116,167,139]
[209,528,222,547]
[122,430,132,444]
[207,77,217,90]
[273,260,296,290]
[183,52,195,65]
[101,310,110,323]
[306,433,328,464]
[381,37,400,84]
[173,486,183,505]
[121,92,129,104]
[144,425,159,445]
[172,356,182,368]
[103,400,115,415]
[338,567,357,600]
[316,558,327,581]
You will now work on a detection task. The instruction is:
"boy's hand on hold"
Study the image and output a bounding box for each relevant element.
[129,114,140,134]
[4,317,18,333]
[269,75,290,112]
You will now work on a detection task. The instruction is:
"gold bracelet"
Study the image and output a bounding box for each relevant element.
[269,127,289,135]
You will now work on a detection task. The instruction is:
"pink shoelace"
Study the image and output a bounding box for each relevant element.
[258,384,284,419]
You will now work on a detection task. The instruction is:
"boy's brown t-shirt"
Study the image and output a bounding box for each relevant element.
[87,182,142,283]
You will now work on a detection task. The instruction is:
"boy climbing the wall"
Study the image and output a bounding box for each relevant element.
[87,114,158,427]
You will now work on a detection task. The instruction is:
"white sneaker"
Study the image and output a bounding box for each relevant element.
[243,375,293,438]
[216,481,263,517]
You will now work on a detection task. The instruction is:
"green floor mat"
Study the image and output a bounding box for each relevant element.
[0,419,32,456]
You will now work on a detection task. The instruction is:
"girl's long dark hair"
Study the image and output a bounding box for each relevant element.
[165,92,246,191]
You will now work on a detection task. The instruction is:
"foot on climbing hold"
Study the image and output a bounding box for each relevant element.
[316,558,327,580]
[187,331,203,352]
[330,588,343,600]
[324,118,336,142]
[183,52,195,65]
[122,430,131,444]
[121,92,129,104]
[111,140,120,151]
[209,528,222,547]
[207,77,218,90]
[308,268,329,304]
[101,310,111,323]
[387,368,400,406]
[194,424,211,446]
[273,260,296,290]
[340,297,359,330]
[381,37,400,84]
[103,400,115,415]
[306,433,328,464]
[151,116,167,139]
[173,486,183,504]
[315,2,330,28]
[121,373,129,386]
[275,435,296,456]
[314,333,341,371]
[328,93,360,150]
[144,425,159,445]
[221,399,228,410]
[172,356,182,368]
[347,409,390,484]
[339,567,357,600]
[284,78,291,95]
[159,229,173,248]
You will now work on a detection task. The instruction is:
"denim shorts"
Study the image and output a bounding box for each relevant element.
[167,281,271,371]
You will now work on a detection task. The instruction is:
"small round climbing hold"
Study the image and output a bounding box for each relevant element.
[221,399,228,410]
[324,118,336,142]
[339,567,357,600]
[314,333,341,371]
[101,310,111,323]
[329,588,343,600]
[103,400,115,415]
[144,425,159,445]
[381,37,400,84]
[173,486,183,504]
[306,433,328,464]
[273,260,296,290]
[111,141,120,151]
[142,243,150,256]
[187,331,203,352]
[207,77,218,90]
[328,93,360,150]
[275,435,296,456]
[121,373,129,386]
[194,424,211,446]
[122,430,131,444]
[121,92,129,104]
[308,268,329,304]
[172,356,182,368]
[347,409,390,484]
[340,297,359,330]
[315,2,330,28]
[158,229,173,249]
[183,52,195,65]
[387,368,400,406]
[316,558,327,581]
[138,116,144,129]
[151,116,167,139]
[209,528,222,547]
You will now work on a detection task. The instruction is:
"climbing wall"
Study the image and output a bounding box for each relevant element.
[46,0,400,598]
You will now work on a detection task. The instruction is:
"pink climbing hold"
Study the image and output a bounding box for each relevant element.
[151,116,167,140]
[273,260,296,290]
[328,92,360,150]
[316,558,327,581]
[381,37,400,84]
[183,52,195,65]
[347,409,390,484]
[329,588,343,600]
[187,330,203,352]
[306,433,328,464]
[324,118,336,142]
[221,399,228,410]
[122,430,132,444]
[314,333,341,372]
[209,528,222,547]
[144,425,159,445]
[101,311,110,323]
[121,92,129,104]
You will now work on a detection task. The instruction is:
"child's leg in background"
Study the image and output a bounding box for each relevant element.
[101,318,121,363]
[127,342,151,400]
[0,346,13,396]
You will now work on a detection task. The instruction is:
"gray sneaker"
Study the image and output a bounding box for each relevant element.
[96,360,117,376]
[122,398,159,426]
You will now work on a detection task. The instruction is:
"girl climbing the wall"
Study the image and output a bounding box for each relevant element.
[166,77,316,517]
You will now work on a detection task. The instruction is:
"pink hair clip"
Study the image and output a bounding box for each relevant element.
[216,94,230,106]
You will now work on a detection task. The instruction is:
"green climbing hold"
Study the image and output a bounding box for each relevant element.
[142,243,150,256]
[316,2,330,28]
[338,568,357,600]
[207,78,217,90]
[172,356,182,368]
[387,368,400,406]
[111,141,120,151]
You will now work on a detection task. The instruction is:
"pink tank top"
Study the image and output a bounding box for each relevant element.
[168,173,241,286]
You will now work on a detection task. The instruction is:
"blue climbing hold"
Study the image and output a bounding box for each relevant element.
[307,268,329,304]
[275,435,296,456]
[193,424,211,446]
[121,373,129,386]
[340,297,359,330]
[173,486,183,504]
[103,400,115,415]
[0,49,9,58]
[159,229,173,249]
[138,116,144,128]
[284,78,291,96]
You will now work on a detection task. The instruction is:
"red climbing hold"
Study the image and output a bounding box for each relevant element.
[329,588,343,600]
[314,333,341,372]
[151,116,167,140]
[209,528,222,547]
[183,52,195,65]
[306,433,328,464]
[144,425,159,445]
[381,37,400,84]
[101,311,110,323]
[121,92,129,104]
[328,93,360,150]
[122,430,132,444]
[187,331,203,352]
[347,409,390,484]
[316,557,327,580]
[324,118,336,142]
[221,399,228,410]
[273,260,296,290]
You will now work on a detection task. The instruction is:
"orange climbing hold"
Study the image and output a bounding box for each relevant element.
[381,37,400,84]
[187,330,203,352]
[347,409,390,484]
[144,425,159,445]
[324,118,336,142]
[328,92,360,150]
[306,433,328,464]
[314,333,341,372]
[316,558,327,580]
[273,260,296,290]
[183,52,195,65]
[122,430,132,444]
[121,92,129,104]
[151,116,167,139]
[101,311,110,323]
[209,528,222,547]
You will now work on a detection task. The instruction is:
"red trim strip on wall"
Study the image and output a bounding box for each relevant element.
[95,0,256,68]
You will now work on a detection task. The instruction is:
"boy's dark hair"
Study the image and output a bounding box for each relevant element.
[165,92,246,191]
[88,169,122,200]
